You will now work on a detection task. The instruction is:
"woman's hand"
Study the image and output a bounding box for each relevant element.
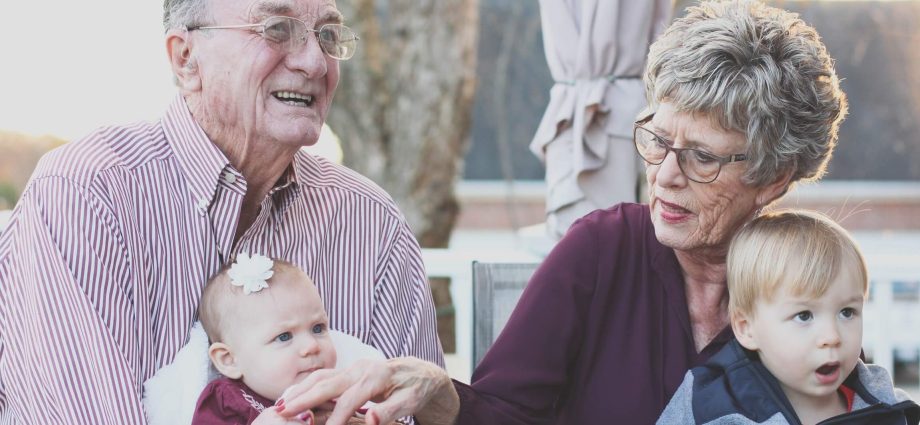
[277,357,460,425]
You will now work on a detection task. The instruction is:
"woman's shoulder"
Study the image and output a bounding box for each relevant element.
[575,202,650,225]
[539,203,662,278]
[566,203,655,246]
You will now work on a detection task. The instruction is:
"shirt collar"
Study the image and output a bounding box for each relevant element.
[162,95,307,214]
[162,95,231,214]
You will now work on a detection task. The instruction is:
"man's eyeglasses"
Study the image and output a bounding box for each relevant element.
[633,115,748,184]
[188,16,360,61]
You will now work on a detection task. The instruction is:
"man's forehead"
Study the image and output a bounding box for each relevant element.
[246,0,342,22]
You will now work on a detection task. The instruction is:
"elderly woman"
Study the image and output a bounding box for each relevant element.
[279,1,848,424]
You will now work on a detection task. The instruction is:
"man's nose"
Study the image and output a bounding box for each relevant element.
[286,31,328,77]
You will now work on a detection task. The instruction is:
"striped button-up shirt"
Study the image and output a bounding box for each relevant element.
[0,96,444,423]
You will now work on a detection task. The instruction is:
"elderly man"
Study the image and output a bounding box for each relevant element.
[0,0,443,422]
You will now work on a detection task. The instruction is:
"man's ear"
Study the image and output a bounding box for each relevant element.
[209,342,242,379]
[731,311,759,351]
[166,29,201,92]
[755,168,794,208]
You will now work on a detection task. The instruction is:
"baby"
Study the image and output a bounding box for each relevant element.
[658,210,919,425]
[192,253,335,424]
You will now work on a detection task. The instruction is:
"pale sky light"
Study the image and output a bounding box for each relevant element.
[0,1,342,162]
[1,1,174,141]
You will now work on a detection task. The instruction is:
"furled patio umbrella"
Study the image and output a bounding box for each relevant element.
[532,0,671,238]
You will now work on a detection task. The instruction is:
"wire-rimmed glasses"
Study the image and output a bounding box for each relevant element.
[188,16,360,60]
[633,115,748,184]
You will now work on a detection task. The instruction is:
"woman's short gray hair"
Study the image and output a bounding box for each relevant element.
[645,0,848,187]
[163,0,211,31]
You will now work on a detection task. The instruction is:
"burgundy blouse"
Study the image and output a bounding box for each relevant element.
[454,203,733,424]
[192,377,275,425]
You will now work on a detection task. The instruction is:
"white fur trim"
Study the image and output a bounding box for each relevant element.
[143,321,212,425]
[330,330,386,368]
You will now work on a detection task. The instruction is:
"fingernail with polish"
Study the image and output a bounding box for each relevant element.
[275,398,284,407]
[299,410,314,424]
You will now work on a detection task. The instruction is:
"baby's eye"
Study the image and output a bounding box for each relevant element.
[839,307,858,319]
[312,324,326,334]
[793,311,813,323]
[275,332,292,342]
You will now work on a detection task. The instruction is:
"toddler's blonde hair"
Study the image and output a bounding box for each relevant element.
[728,209,868,319]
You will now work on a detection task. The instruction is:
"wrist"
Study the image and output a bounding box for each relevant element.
[387,357,459,425]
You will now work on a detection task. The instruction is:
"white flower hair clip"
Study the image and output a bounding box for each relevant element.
[228,252,274,295]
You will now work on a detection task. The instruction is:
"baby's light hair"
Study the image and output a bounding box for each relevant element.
[198,258,304,343]
[727,210,868,319]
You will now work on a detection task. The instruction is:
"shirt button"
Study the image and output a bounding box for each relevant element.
[197,199,209,210]
[223,172,237,184]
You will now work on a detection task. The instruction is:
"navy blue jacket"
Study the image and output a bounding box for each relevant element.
[658,339,920,425]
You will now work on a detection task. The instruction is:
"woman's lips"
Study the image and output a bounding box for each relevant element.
[815,362,841,385]
[658,200,692,223]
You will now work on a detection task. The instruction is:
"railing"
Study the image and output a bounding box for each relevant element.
[422,247,540,383]
[424,231,920,387]
[0,210,10,234]
[2,211,916,387]
[857,231,920,388]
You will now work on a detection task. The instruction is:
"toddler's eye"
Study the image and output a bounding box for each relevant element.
[312,324,326,334]
[839,307,858,319]
[275,332,292,342]
[793,311,813,323]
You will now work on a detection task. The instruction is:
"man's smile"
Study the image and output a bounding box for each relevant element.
[272,90,315,107]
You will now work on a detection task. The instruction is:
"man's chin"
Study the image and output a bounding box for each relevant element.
[267,126,323,149]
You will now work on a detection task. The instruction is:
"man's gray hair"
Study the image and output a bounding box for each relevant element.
[163,0,211,31]
[644,0,848,187]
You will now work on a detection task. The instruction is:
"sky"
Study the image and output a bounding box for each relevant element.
[1,1,174,141]
[0,0,342,161]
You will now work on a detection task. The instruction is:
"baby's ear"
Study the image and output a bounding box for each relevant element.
[731,311,759,351]
[209,342,242,379]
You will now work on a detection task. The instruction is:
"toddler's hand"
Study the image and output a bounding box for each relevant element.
[253,406,314,425]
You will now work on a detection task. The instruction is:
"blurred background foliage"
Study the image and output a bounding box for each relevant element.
[0,131,65,209]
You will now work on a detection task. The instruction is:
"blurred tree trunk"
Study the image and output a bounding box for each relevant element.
[329,0,480,249]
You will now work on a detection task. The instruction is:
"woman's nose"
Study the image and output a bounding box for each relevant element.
[654,150,688,189]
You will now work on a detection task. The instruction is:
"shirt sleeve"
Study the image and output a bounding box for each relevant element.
[0,176,141,422]
[368,218,445,367]
[192,379,260,425]
[453,216,602,424]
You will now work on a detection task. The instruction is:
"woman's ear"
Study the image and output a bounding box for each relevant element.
[166,29,201,92]
[209,342,242,379]
[755,168,794,208]
[731,311,759,351]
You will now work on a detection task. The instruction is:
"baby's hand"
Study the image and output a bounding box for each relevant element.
[254,406,314,425]
[313,411,400,425]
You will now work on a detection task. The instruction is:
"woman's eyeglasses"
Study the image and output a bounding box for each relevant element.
[633,115,747,184]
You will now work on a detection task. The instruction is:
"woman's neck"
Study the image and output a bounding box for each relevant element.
[675,248,730,352]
